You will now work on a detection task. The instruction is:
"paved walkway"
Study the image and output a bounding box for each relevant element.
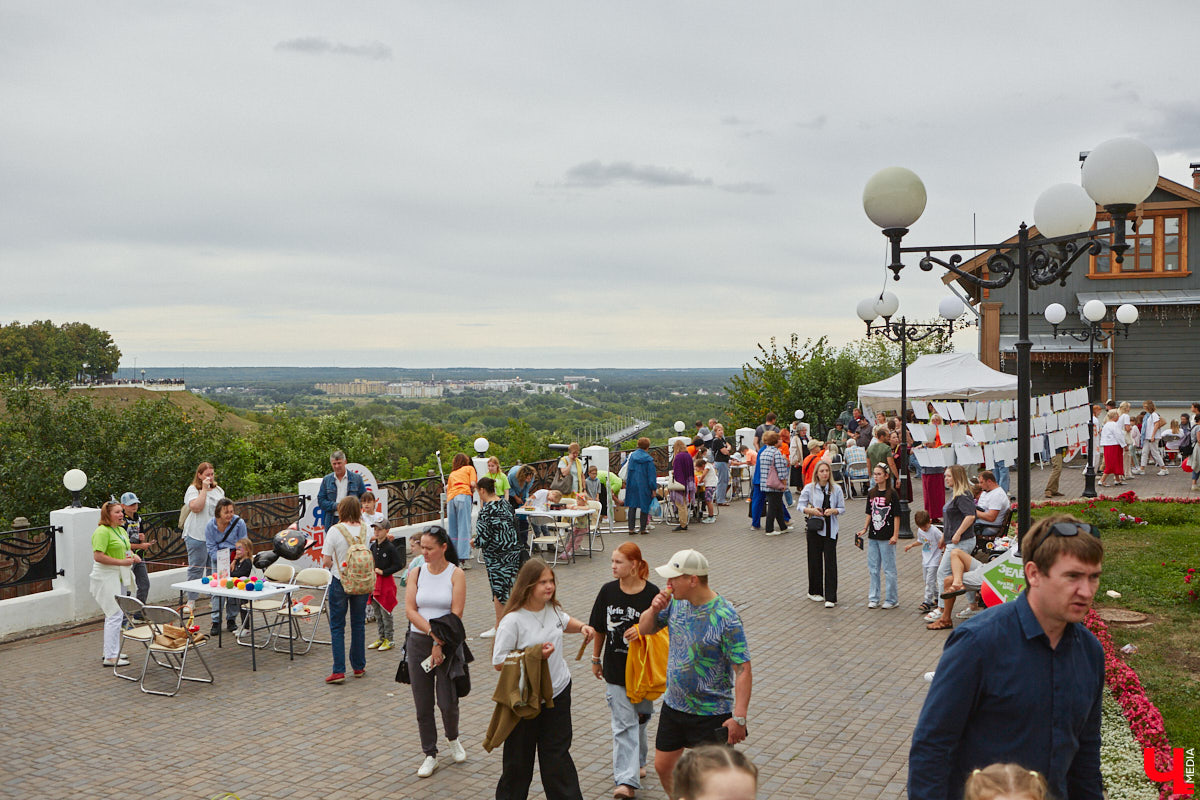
[1,461,1191,799]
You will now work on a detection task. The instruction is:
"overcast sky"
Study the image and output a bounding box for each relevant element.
[1,1,1195,370]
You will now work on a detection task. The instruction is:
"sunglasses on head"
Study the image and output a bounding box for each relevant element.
[1027,521,1100,560]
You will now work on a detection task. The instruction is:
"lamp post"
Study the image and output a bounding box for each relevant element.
[1043,300,1139,497]
[63,469,88,508]
[857,294,969,538]
[863,137,1159,539]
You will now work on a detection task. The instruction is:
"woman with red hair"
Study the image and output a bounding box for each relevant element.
[588,543,661,798]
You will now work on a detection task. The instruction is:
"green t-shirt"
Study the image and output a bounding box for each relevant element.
[597,470,623,493]
[92,525,131,560]
[485,471,510,498]
[866,441,892,473]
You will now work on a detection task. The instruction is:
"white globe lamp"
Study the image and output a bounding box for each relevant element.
[473,437,489,454]
[873,291,900,320]
[1082,299,1107,323]
[938,296,965,321]
[63,468,88,508]
[673,421,685,433]
[856,297,879,322]
[1034,183,1097,238]
[1043,303,1067,326]
[863,167,927,230]
[1082,138,1160,208]
[1115,303,1139,325]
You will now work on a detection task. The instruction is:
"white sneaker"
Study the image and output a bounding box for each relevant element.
[1131,468,1144,475]
[417,755,438,778]
[460,560,473,570]
[765,529,783,536]
[923,609,943,622]
[824,601,836,609]
[479,627,496,639]
[1157,469,1169,476]
[868,601,879,609]
[881,601,898,609]
[448,739,467,763]
[956,607,979,619]
[807,594,824,602]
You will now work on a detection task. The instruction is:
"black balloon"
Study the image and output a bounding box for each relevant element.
[272,530,308,561]
[253,550,279,570]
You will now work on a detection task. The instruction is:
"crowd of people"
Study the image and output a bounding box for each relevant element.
[83,395,1147,798]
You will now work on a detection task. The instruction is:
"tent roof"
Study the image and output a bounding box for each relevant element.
[857,353,1016,414]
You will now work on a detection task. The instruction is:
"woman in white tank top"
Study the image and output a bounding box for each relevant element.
[404,525,467,778]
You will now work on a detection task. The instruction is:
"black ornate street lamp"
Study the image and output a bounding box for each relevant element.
[862,137,1159,539]
[1044,299,1139,498]
[856,293,970,538]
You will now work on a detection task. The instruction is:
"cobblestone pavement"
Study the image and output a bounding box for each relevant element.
[1,462,1190,799]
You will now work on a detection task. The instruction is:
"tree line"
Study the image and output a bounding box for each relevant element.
[0,320,121,383]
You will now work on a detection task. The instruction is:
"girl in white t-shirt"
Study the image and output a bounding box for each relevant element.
[491,557,595,800]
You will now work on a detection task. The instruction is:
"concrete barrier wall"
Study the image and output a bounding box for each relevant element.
[0,505,190,641]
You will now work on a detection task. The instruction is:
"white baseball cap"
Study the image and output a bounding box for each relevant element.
[655,549,710,578]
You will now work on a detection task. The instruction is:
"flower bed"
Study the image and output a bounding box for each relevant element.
[1085,609,1182,799]
[1101,690,1160,800]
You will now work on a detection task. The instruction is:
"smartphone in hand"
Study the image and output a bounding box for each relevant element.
[420,655,434,673]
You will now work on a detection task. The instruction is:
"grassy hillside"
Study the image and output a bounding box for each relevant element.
[57,387,257,433]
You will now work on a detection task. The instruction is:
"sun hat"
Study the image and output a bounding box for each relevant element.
[655,549,709,578]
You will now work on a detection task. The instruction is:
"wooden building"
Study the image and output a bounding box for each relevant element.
[947,166,1200,405]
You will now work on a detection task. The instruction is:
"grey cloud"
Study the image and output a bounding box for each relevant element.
[721,115,745,125]
[275,37,392,60]
[1134,102,1200,155]
[796,114,827,131]
[558,161,772,195]
[720,182,773,195]
[562,160,715,189]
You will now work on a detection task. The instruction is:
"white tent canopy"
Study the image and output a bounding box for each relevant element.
[857,353,1016,417]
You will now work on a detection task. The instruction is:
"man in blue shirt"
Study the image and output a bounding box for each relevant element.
[908,514,1104,800]
[317,450,365,526]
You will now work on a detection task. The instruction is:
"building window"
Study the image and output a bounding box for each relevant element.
[1090,212,1187,277]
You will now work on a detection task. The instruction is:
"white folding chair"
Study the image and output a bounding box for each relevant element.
[140,605,214,696]
[114,595,158,682]
[272,567,332,654]
[236,562,296,649]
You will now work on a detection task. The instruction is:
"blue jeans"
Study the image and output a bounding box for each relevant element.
[866,538,898,605]
[327,576,368,675]
[993,460,1010,494]
[448,494,473,560]
[715,462,731,503]
[605,682,652,789]
[184,536,210,603]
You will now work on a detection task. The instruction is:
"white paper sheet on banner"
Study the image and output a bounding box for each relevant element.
[1032,416,1046,435]
[955,445,984,465]
[963,402,977,422]
[911,401,930,421]
[1076,425,1089,444]
[931,401,951,420]
[1071,388,1089,407]
[1000,400,1013,419]
[983,444,995,469]
[907,423,929,443]
[1067,427,1079,445]
[1052,392,1067,411]
[950,425,968,445]
[1050,430,1068,451]
[969,424,987,443]
[946,402,966,421]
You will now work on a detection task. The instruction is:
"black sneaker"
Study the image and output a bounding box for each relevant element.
[227,618,238,632]
[210,623,221,637]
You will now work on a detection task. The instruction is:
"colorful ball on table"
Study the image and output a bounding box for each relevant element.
[201,576,210,584]
[256,582,265,591]
[226,579,235,589]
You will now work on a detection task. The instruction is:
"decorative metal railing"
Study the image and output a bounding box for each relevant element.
[0,447,679,594]
[377,446,669,528]
[116,494,308,575]
[0,524,63,598]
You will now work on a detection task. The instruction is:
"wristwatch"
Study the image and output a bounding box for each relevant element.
[732,715,747,726]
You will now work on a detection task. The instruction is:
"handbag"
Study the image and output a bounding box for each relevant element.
[667,479,686,492]
[805,515,825,533]
[549,465,572,495]
[177,504,191,531]
[765,458,786,491]
[395,638,411,684]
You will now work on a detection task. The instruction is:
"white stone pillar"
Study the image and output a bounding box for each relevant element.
[49,505,101,621]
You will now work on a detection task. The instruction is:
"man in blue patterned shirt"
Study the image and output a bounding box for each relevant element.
[908,514,1105,800]
[638,549,752,799]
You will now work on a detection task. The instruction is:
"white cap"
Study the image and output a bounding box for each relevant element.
[655,549,710,578]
